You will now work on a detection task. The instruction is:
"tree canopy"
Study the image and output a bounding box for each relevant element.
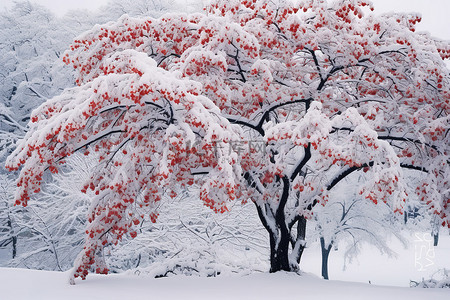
[6,0,449,282]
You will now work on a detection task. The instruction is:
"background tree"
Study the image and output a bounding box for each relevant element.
[97,0,176,19]
[0,174,19,262]
[4,154,91,271]
[0,1,74,163]
[0,2,77,265]
[311,173,406,280]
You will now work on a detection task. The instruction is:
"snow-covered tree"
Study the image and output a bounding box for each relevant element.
[106,188,268,277]
[97,0,177,19]
[0,2,74,163]
[411,268,450,288]
[0,174,19,260]
[6,0,449,282]
[4,154,91,271]
[311,173,406,280]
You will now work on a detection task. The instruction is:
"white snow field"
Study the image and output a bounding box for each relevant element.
[1,268,449,300]
[1,233,448,299]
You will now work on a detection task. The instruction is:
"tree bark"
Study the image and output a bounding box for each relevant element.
[433,232,439,247]
[12,234,17,259]
[320,237,332,280]
[7,219,17,259]
[268,226,291,272]
[270,177,292,272]
[432,217,440,247]
[295,216,307,264]
[256,177,294,273]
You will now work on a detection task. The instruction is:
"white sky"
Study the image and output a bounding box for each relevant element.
[0,0,449,39]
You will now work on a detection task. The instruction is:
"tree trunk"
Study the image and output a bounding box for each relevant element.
[320,237,332,280]
[268,227,291,272]
[7,219,17,259]
[432,217,440,247]
[433,232,439,247]
[290,216,307,265]
[12,234,17,259]
[296,216,307,263]
[256,204,292,273]
[255,177,294,273]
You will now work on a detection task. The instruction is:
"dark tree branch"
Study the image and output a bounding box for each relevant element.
[255,201,272,234]
[243,171,263,194]
[228,43,247,83]
[327,162,374,191]
[290,144,311,181]
[227,117,264,135]
[400,163,428,173]
[48,128,127,170]
[309,49,324,83]
[277,176,290,219]
[227,98,313,136]
[256,98,313,130]
[378,135,439,151]
[157,53,181,67]
[330,127,440,152]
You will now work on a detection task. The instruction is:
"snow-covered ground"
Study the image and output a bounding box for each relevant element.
[1,267,449,300]
[1,232,448,299]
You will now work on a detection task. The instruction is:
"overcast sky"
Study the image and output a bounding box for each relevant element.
[1,0,449,39]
